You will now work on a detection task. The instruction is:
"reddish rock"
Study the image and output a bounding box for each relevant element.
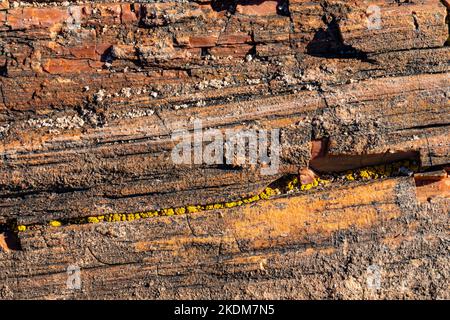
[95,43,113,57]
[70,45,99,60]
[236,0,278,16]
[217,33,252,45]
[209,44,253,57]
[7,7,69,30]
[0,233,9,252]
[110,44,136,59]
[0,11,6,25]
[310,140,327,160]
[0,0,8,11]
[121,3,140,23]
[188,34,219,48]
[42,58,92,74]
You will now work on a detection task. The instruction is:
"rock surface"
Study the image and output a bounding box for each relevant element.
[0,0,448,299]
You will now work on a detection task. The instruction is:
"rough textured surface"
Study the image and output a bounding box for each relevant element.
[1,177,449,299]
[0,0,449,299]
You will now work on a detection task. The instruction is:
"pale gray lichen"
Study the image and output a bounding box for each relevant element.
[27,115,85,130]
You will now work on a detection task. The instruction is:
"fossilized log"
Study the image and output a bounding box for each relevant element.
[0,0,449,299]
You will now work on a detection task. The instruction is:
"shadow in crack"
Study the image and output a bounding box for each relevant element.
[306,18,375,63]
[211,0,237,13]
[211,0,290,16]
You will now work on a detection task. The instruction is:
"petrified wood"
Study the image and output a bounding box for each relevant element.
[0,0,448,299]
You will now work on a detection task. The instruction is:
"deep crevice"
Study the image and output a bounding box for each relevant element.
[412,12,420,32]
[442,0,450,46]
[395,123,450,132]
[0,221,23,251]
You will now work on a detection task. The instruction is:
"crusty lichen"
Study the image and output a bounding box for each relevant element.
[49,220,62,227]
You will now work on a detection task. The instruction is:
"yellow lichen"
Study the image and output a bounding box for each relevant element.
[246,195,260,203]
[259,192,270,200]
[265,187,280,196]
[49,220,62,227]
[87,217,99,223]
[317,177,330,184]
[175,207,186,215]
[358,169,372,180]
[161,208,175,216]
[225,201,239,208]
[186,205,200,213]
[301,183,313,191]
[345,171,355,181]
[286,177,299,191]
